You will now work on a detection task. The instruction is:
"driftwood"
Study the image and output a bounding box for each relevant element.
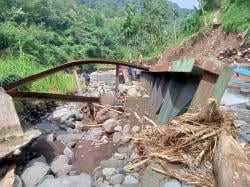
[93,103,123,114]
[127,99,236,187]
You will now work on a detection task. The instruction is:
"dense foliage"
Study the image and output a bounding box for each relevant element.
[178,0,250,39]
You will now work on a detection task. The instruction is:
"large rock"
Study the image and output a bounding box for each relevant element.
[127,87,137,97]
[51,155,72,177]
[161,179,182,187]
[51,108,76,123]
[37,173,92,187]
[113,132,122,143]
[100,93,119,106]
[103,119,119,133]
[96,109,118,124]
[21,156,49,187]
[110,174,124,185]
[123,175,139,185]
[102,168,116,180]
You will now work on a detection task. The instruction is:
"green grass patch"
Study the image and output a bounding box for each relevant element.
[0,57,75,93]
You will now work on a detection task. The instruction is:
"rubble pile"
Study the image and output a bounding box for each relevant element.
[129,100,236,187]
[217,43,250,67]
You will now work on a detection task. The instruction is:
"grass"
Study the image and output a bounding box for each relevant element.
[220,0,250,34]
[0,57,75,93]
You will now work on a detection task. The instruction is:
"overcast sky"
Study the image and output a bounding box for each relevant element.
[171,0,199,9]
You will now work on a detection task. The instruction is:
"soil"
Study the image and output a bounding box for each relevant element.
[147,26,249,67]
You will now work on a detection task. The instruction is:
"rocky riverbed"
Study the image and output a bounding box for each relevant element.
[1,71,249,187]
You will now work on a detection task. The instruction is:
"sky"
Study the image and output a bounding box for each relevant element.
[171,0,199,9]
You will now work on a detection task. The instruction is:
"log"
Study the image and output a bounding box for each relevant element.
[213,131,250,187]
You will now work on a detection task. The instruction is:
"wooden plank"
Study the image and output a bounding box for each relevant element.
[213,131,250,187]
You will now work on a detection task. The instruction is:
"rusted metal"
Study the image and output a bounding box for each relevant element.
[188,72,217,112]
[7,92,100,103]
[115,65,119,91]
[3,58,149,91]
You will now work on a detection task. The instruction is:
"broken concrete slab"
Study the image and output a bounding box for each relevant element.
[0,91,41,159]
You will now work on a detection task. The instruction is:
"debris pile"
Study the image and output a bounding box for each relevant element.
[217,43,250,67]
[128,99,236,187]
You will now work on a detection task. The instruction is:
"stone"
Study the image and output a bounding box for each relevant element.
[113,132,122,143]
[100,158,124,169]
[96,109,119,124]
[117,146,129,154]
[123,175,139,184]
[114,126,123,132]
[161,179,182,187]
[121,134,132,143]
[69,171,78,176]
[132,126,140,133]
[141,163,166,187]
[127,87,137,97]
[102,168,116,180]
[121,184,140,187]
[37,173,92,187]
[21,156,49,187]
[100,135,109,144]
[96,176,104,186]
[13,175,22,187]
[51,108,76,123]
[125,113,131,118]
[246,102,250,110]
[57,134,83,144]
[63,147,74,159]
[234,120,248,128]
[103,118,119,133]
[100,93,119,106]
[114,153,125,160]
[123,124,131,134]
[51,155,72,177]
[46,133,54,142]
[110,174,124,185]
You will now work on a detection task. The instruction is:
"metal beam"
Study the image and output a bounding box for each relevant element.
[7,92,100,103]
[3,58,149,91]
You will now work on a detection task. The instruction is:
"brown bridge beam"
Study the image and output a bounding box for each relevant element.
[3,58,149,91]
[7,92,100,103]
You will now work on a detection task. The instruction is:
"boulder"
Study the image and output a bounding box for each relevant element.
[96,109,119,124]
[63,147,74,159]
[161,179,182,187]
[37,173,92,187]
[121,134,132,143]
[51,108,76,123]
[103,119,119,133]
[132,126,140,133]
[21,156,49,187]
[102,168,116,180]
[123,175,139,184]
[113,132,122,143]
[123,124,131,134]
[110,174,124,185]
[127,87,137,97]
[51,155,72,177]
[100,93,119,106]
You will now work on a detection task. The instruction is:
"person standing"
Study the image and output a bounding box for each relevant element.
[127,66,133,81]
